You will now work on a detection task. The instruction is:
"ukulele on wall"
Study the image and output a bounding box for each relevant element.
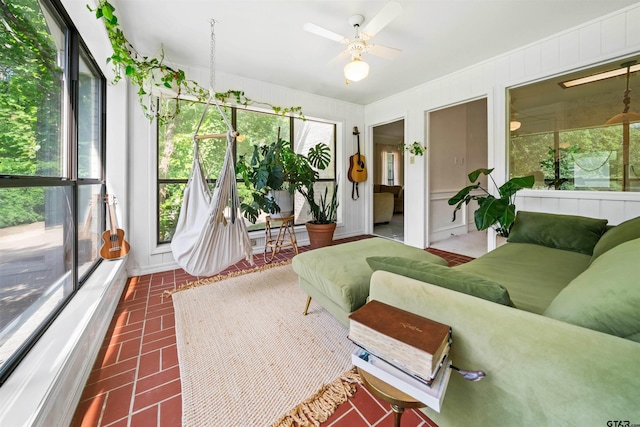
[348,126,367,199]
[100,194,130,260]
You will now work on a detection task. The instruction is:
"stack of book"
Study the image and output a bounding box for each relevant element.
[348,300,452,412]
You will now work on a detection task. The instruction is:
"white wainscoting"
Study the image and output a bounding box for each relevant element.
[516,190,640,224]
[429,190,482,244]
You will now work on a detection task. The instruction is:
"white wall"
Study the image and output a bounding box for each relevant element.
[127,70,366,275]
[365,3,640,250]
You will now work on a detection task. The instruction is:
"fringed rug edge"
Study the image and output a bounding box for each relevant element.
[270,367,362,427]
[163,259,293,298]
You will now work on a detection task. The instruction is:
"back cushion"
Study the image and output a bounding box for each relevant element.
[590,216,640,262]
[507,211,608,255]
[544,238,640,342]
[366,256,514,306]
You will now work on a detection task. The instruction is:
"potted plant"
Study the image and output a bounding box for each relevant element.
[236,137,331,224]
[448,168,535,237]
[299,182,339,249]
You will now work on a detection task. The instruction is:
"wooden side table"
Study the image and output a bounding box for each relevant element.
[264,215,298,263]
[358,367,426,427]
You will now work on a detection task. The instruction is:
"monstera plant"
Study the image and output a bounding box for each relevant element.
[448,168,535,237]
[236,137,331,223]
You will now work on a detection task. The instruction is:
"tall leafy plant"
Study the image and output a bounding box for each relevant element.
[448,168,534,237]
[236,138,331,223]
[299,184,339,224]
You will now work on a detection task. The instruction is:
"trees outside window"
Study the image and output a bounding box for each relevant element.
[157,99,336,243]
[509,57,640,191]
[0,0,106,383]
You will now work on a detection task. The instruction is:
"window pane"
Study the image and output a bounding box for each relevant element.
[78,184,103,278]
[236,110,290,164]
[159,182,187,242]
[78,52,102,179]
[158,99,230,180]
[509,56,640,191]
[293,119,335,180]
[0,0,66,177]
[0,185,74,370]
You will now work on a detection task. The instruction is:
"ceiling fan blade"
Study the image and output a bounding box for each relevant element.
[303,23,348,43]
[328,50,350,66]
[361,1,403,38]
[367,44,402,60]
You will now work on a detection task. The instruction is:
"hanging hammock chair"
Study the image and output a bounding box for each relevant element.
[170,96,253,276]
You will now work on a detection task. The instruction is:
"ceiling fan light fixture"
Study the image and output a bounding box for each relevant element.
[344,57,369,82]
[605,112,640,125]
[605,60,640,125]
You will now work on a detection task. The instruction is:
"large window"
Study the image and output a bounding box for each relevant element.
[157,99,336,243]
[509,56,640,191]
[0,0,105,383]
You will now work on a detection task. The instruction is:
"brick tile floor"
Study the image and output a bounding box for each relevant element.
[71,235,472,426]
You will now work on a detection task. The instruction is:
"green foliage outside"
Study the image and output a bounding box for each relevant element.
[0,0,62,227]
[157,99,294,241]
[510,125,640,191]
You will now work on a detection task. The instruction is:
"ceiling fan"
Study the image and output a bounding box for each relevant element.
[303,1,403,82]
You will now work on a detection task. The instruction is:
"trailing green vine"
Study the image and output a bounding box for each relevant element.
[88,1,304,124]
[399,141,427,156]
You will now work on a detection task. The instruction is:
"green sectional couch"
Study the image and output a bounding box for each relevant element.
[293,212,640,425]
[369,212,640,425]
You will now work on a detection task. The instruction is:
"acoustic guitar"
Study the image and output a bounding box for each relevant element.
[100,194,130,260]
[348,126,368,184]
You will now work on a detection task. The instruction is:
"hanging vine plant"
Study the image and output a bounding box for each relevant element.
[88,1,304,124]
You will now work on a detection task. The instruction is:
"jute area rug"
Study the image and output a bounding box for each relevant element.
[169,262,360,427]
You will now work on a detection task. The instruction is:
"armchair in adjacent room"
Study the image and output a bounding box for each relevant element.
[374,184,404,214]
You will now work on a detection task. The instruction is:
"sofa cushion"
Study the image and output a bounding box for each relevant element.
[292,238,448,313]
[507,211,607,255]
[455,242,591,314]
[544,238,640,342]
[590,216,640,262]
[366,256,514,306]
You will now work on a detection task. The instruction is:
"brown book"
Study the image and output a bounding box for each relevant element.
[348,300,451,381]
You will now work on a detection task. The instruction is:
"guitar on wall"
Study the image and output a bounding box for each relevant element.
[100,194,130,260]
[347,126,367,200]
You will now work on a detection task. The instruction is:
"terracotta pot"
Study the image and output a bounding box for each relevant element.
[305,222,337,249]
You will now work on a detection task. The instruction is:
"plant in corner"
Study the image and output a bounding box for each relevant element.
[236,137,332,224]
[299,182,340,249]
[448,168,534,237]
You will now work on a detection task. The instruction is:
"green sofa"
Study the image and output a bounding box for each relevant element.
[292,237,449,325]
[367,212,640,425]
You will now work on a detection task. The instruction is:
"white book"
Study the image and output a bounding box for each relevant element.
[352,348,452,413]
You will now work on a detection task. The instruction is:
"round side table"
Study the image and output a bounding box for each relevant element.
[357,367,426,427]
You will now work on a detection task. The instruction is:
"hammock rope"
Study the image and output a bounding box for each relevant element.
[170,20,253,276]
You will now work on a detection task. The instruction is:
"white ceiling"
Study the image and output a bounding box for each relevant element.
[111,0,639,105]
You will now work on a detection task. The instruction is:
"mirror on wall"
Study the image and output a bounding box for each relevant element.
[508,56,640,192]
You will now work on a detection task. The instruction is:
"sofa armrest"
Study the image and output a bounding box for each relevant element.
[369,270,640,426]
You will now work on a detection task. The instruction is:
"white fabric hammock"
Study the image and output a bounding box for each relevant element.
[171,99,253,276]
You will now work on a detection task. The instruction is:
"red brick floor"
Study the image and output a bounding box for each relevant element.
[71,235,473,427]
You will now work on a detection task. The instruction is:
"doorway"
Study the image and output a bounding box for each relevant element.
[372,119,405,242]
[427,98,488,257]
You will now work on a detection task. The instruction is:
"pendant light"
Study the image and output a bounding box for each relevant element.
[344,56,370,82]
[606,60,640,125]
